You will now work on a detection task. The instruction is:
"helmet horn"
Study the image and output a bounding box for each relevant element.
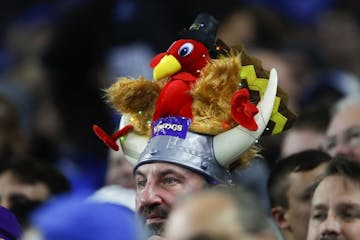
[213,68,278,167]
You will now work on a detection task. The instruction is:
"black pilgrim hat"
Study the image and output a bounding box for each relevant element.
[179,13,229,58]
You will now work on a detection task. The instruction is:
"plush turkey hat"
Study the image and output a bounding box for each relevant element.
[117,69,278,184]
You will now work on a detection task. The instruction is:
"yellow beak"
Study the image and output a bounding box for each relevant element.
[153,55,181,80]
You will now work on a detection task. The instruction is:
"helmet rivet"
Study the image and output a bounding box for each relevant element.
[150,149,158,155]
[200,161,208,170]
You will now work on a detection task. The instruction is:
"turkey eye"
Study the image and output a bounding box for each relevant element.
[178,43,194,57]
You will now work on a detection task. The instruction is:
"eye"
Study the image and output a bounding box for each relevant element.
[163,177,179,185]
[135,177,146,189]
[178,43,194,57]
[346,129,360,146]
[341,212,354,220]
[311,211,327,221]
[321,139,336,152]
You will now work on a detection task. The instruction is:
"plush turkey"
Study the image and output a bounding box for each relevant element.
[150,38,210,120]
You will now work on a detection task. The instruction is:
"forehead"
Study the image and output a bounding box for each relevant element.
[282,130,324,157]
[0,171,17,184]
[135,162,198,177]
[313,175,360,205]
[327,104,360,136]
[288,163,327,186]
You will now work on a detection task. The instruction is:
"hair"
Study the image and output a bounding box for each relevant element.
[0,159,71,227]
[310,156,360,198]
[267,150,331,208]
[175,186,281,239]
[1,159,71,195]
[290,102,330,132]
[331,94,360,117]
[226,187,280,237]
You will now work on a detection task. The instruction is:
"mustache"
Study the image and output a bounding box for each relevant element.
[141,204,169,219]
[320,235,346,240]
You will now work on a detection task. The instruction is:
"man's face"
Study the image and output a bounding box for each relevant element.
[324,104,360,161]
[165,191,276,240]
[307,175,360,240]
[285,163,327,240]
[135,163,208,237]
[0,171,49,209]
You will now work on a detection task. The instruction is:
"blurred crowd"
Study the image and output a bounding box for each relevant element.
[0,0,360,239]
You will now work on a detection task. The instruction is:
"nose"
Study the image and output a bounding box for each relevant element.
[320,214,341,237]
[333,142,352,158]
[137,180,163,208]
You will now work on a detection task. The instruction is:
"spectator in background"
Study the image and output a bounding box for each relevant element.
[0,160,70,228]
[307,157,360,240]
[105,141,136,189]
[24,193,141,240]
[321,94,360,161]
[0,94,27,170]
[165,187,282,240]
[280,103,329,158]
[89,144,135,211]
[0,205,22,240]
[267,150,331,240]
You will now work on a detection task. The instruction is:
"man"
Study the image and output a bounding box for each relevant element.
[94,13,295,239]
[307,157,360,240]
[0,160,70,227]
[165,187,282,240]
[267,150,331,240]
[321,94,360,161]
[105,147,135,189]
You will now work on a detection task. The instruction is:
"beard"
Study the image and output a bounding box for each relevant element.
[140,204,169,237]
[147,222,165,236]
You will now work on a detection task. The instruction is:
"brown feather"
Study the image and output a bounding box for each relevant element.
[105,77,160,136]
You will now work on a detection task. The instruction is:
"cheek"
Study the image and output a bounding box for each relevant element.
[161,191,178,206]
[343,222,360,237]
[288,201,310,222]
[135,194,142,212]
[354,147,360,156]
[306,224,318,240]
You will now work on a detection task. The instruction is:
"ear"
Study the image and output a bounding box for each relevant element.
[271,206,290,230]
